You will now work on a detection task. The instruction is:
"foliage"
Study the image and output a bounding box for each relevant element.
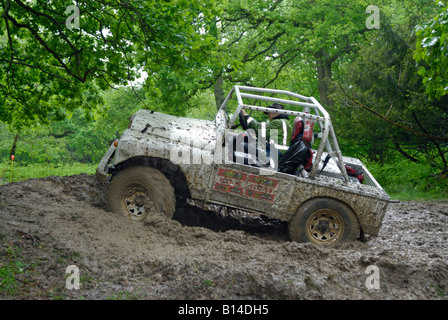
[0,0,218,129]
[142,0,374,112]
[65,87,144,163]
[0,86,144,166]
[185,90,218,120]
[414,3,448,99]
[0,122,72,164]
[367,158,448,200]
[0,0,447,199]
[330,9,448,178]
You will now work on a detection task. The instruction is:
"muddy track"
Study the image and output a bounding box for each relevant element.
[0,173,447,300]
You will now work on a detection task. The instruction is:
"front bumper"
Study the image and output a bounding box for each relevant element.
[95,139,118,180]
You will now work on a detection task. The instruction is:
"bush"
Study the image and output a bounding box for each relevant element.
[366,159,448,200]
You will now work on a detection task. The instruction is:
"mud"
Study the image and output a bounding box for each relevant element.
[0,173,447,300]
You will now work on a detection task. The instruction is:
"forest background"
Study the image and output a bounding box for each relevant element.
[0,0,447,200]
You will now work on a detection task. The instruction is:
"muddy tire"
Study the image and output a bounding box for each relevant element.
[288,198,359,245]
[108,166,176,221]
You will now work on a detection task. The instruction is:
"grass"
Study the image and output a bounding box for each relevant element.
[0,245,34,296]
[202,279,213,288]
[366,159,448,201]
[0,162,97,185]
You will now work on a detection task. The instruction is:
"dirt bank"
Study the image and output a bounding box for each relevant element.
[0,173,447,300]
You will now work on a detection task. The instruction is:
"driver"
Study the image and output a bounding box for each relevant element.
[241,103,292,156]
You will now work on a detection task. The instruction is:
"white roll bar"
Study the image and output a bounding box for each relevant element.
[218,85,349,182]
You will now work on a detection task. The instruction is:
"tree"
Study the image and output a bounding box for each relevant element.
[331,11,448,176]
[217,0,372,106]
[0,0,217,128]
[138,0,376,113]
[64,87,146,163]
[414,3,448,99]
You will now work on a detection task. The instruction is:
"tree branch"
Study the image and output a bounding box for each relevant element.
[263,52,299,88]
[3,10,76,80]
[0,59,75,83]
[337,84,448,142]
[412,111,447,169]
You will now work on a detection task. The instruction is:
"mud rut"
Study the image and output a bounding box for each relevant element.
[0,173,447,300]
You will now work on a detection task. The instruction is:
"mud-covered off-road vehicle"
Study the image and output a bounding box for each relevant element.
[96,86,390,246]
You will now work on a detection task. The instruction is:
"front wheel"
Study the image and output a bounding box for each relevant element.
[288,198,359,245]
[108,166,176,221]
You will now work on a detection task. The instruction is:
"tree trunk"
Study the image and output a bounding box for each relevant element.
[213,74,225,110]
[10,132,19,160]
[315,49,334,107]
[209,15,225,110]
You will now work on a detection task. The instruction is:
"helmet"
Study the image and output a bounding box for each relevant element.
[264,102,284,114]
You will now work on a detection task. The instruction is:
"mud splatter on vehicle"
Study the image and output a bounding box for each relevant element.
[97,86,390,247]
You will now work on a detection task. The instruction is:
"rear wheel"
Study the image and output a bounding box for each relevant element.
[108,166,176,221]
[288,198,359,245]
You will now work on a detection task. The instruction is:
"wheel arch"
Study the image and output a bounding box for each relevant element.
[111,156,191,202]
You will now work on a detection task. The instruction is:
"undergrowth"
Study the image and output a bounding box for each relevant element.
[366,159,448,201]
[0,162,96,185]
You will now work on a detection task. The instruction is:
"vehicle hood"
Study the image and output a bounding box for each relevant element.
[128,109,217,148]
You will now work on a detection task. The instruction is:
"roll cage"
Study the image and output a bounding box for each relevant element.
[216,85,350,182]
